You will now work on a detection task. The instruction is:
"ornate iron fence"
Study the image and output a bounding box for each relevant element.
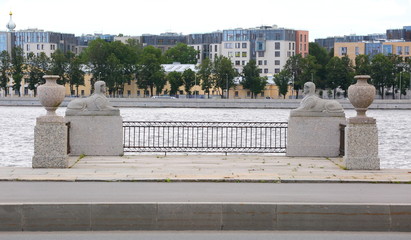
[123,121,288,153]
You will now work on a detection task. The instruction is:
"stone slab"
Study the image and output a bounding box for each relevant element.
[344,122,380,170]
[91,204,157,230]
[221,203,277,230]
[32,120,68,168]
[157,203,222,230]
[22,204,90,231]
[65,115,123,156]
[277,204,391,231]
[287,116,346,157]
[0,205,22,231]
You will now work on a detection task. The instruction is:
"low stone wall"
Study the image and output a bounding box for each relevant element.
[1,97,411,109]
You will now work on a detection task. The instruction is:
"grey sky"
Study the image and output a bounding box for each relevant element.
[2,0,411,41]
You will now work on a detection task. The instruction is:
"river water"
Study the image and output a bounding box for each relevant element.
[0,106,410,169]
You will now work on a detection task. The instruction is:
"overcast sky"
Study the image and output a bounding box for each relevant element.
[2,0,411,41]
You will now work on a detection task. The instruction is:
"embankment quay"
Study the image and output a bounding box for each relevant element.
[1,97,411,109]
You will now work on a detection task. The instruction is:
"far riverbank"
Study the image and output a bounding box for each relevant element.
[0,97,411,109]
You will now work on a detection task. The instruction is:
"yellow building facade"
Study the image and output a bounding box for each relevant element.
[64,73,293,99]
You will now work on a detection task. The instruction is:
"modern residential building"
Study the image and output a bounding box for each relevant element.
[187,31,223,63]
[387,26,411,41]
[220,25,303,77]
[315,34,386,52]
[334,41,411,62]
[141,32,187,53]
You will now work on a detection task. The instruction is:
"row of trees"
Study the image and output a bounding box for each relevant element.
[0,47,85,97]
[275,43,411,99]
[2,40,410,99]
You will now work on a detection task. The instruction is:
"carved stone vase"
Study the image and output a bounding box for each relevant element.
[347,75,375,118]
[37,75,65,116]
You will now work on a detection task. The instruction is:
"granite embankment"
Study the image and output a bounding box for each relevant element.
[1,97,411,109]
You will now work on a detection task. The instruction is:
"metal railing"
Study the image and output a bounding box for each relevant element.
[123,121,288,153]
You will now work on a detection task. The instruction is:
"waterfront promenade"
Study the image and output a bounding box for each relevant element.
[1,155,411,232]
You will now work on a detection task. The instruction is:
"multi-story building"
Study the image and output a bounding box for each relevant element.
[387,26,411,41]
[220,25,303,77]
[141,32,187,53]
[334,41,411,62]
[187,32,222,63]
[316,34,386,52]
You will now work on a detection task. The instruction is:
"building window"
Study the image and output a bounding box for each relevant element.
[27,45,30,51]
[235,91,239,97]
[215,45,218,52]
[275,51,280,57]
[275,68,280,73]
[235,43,240,48]
[397,46,403,55]
[210,54,213,59]
[242,43,247,48]
[258,69,262,73]
[228,52,233,57]
[264,60,267,65]
[405,46,410,55]
[275,60,280,65]
[275,42,280,50]
[340,47,348,56]
[242,52,247,57]
[127,90,131,96]
[287,52,291,57]
[355,47,360,56]
[37,44,40,50]
[292,43,295,50]
[264,69,268,73]
[235,60,241,65]
[289,42,291,50]
[235,52,240,57]
[215,53,218,58]
[258,51,264,57]
[137,90,141,96]
[224,43,233,49]
[258,60,262,65]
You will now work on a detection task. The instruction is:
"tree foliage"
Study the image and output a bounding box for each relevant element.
[241,60,267,98]
[370,54,394,99]
[167,71,183,96]
[182,68,196,95]
[274,70,291,99]
[0,50,11,96]
[135,46,163,97]
[164,43,198,64]
[11,47,25,96]
[213,56,237,98]
[196,58,214,97]
[26,52,50,96]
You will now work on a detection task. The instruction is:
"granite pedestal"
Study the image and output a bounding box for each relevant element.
[66,115,123,156]
[32,116,68,168]
[287,115,346,157]
[344,118,380,170]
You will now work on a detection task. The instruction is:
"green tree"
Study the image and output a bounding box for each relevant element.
[325,56,353,98]
[355,54,371,75]
[309,42,330,88]
[283,54,304,99]
[26,52,50,97]
[67,56,85,97]
[50,49,72,85]
[370,54,394,99]
[274,70,291,99]
[11,47,25,97]
[154,69,167,95]
[164,43,198,64]
[241,60,267,98]
[136,46,164,96]
[196,58,214,98]
[167,71,183,96]
[213,56,237,98]
[0,50,11,96]
[182,68,196,95]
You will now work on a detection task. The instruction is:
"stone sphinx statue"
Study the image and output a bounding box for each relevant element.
[290,82,344,117]
[66,81,119,116]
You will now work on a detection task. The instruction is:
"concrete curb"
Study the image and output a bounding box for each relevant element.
[1,202,410,231]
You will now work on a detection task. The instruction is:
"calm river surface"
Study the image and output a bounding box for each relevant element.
[0,106,410,169]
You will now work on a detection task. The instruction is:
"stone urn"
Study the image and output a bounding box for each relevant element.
[37,75,65,116]
[348,75,375,118]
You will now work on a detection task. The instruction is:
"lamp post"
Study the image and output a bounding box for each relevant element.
[226,74,229,99]
[399,72,402,100]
